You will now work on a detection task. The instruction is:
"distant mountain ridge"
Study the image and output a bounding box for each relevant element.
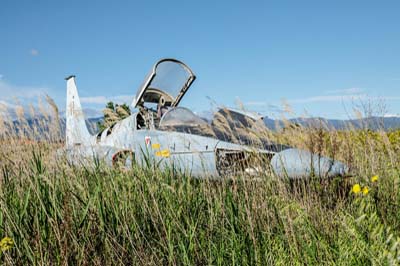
[6,116,102,140]
[57,115,400,133]
[263,116,400,131]
[1,107,102,121]
[5,115,400,142]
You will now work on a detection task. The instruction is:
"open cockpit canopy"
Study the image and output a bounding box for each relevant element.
[133,59,196,109]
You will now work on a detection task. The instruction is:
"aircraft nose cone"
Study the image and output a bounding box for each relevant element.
[271,148,349,179]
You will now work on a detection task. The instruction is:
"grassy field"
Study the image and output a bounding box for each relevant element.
[1,111,400,265]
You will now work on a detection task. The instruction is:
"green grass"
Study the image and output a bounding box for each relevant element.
[0,138,399,265]
[2,108,400,265]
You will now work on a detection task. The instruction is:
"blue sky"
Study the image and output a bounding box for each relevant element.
[0,0,399,119]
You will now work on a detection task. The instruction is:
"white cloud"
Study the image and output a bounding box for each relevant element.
[80,96,108,104]
[381,96,400,101]
[0,74,3,80]
[244,88,366,106]
[113,95,134,103]
[0,100,14,107]
[0,100,17,119]
[0,100,15,108]
[383,113,400,118]
[30,49,39,56]
[325,87,364,95]
[288,94,400,104]
[288,94,364,104]
[0,79,46,100]
[244,101,268,106]
[80,94,133,105]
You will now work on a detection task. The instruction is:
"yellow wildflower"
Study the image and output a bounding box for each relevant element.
[362,186,369,195]
[352,184,361,194]
[0,237,14,251]
[371,175,379,183]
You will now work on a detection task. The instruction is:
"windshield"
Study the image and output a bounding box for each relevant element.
[160,107,208,127]
[159,107,216,137]
[133,59,196,108]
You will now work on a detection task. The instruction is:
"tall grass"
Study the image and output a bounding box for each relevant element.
[0,101,400,265]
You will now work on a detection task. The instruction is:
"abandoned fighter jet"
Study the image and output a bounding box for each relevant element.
[64,58,348,179]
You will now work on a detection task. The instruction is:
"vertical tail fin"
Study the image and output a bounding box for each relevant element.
[65,75,92,147]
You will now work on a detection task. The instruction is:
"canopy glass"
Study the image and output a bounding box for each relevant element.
[133,59,196,108]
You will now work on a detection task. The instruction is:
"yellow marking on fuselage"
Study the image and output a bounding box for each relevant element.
[155,149,170,158]
[152,143,161,149]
